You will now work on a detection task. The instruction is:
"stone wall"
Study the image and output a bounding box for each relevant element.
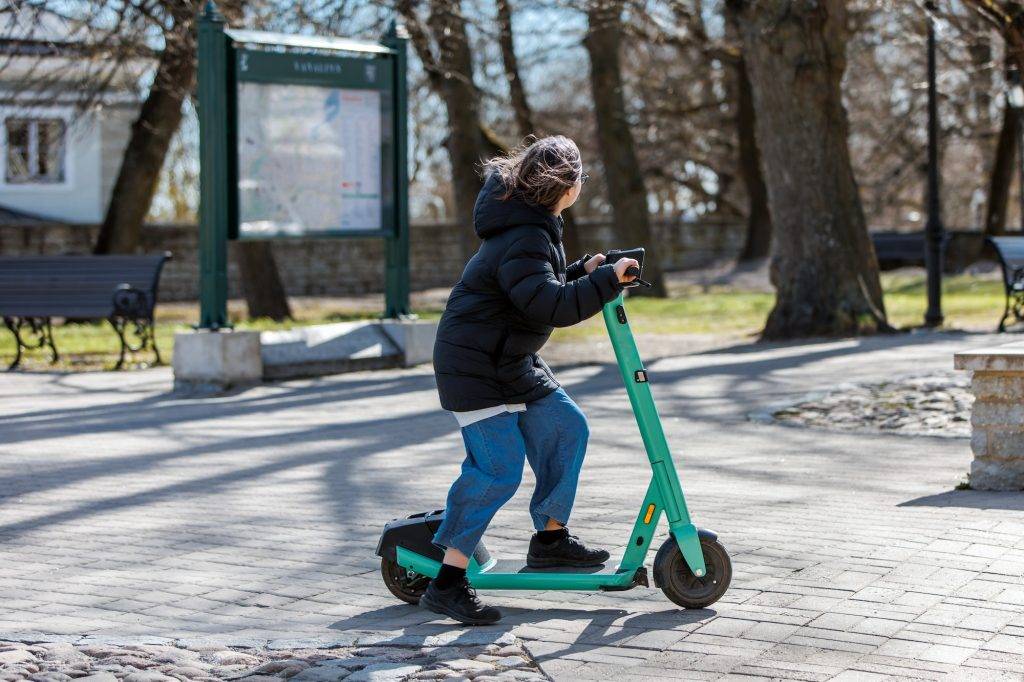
[955,344,1024,491]
[0,218,744,301]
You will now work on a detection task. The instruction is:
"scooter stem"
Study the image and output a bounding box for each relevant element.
[601,294,708,578]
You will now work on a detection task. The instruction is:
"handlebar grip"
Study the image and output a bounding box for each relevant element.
[623,265,653,288]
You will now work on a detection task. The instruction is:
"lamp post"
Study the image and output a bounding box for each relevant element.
[1007,65,1024,231]
[924,1,944,328]
[197,0,231,330]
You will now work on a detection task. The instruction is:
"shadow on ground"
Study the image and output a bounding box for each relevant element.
[900,489,1024,510]
[329,603,716,663]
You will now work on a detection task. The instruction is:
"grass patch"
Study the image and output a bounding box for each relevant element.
[878,273,1004,329]
[0,303,442,371]
[0,271,1007,370]
[555,272,1005,343]
[552,288,774,341]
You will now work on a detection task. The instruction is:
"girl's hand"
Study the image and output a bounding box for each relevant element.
[614,258,640,284]
[584,253,606,274]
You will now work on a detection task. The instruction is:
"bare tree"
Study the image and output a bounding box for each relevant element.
[965,0,1024,65]
[495,0,532,138]
[733,53,772,261]
[493,0,583,259]
[91,0,292,319]
[986,96,1018,235]
[960,1,1024,235]
[731,0,888,338]
[398,0,494,255]
[94,1,197,255]
[585,0,665,296]
[722,1,771,261]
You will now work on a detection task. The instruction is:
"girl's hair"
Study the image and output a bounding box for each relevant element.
[483,135,583,210]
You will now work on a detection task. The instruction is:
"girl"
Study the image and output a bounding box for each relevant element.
[422,136,639,624]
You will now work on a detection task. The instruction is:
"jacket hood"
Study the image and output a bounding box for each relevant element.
[473,173,563,243]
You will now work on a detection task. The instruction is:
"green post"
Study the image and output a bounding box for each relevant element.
[197,1,231,329]
[383,20,411,318]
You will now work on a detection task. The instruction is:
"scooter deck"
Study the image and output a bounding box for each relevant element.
[481,559,619,575]
[469,558,638,591]
[395,546,639,591]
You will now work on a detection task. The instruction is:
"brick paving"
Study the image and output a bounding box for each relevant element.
[1,331,1023,680]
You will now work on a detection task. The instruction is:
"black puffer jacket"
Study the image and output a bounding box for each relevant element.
[433,174,623,411]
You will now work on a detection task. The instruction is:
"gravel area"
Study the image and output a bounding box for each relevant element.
[0,636,546,682]
[768,372,973,438]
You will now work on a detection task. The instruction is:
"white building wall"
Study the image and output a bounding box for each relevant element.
[99,106,136,217]
[0,105,101,222]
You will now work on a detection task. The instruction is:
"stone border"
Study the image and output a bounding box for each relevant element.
[954,342,1024,490]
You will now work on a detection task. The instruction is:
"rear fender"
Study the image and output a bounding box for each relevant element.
[376,509,490,566]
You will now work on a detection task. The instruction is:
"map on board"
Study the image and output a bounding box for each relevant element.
[237,82,383,236]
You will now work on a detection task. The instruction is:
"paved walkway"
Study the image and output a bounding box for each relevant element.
[2,331,1023,680]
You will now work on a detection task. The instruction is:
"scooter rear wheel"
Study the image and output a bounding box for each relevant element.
[381,559,430,605]
[654,535,731,609]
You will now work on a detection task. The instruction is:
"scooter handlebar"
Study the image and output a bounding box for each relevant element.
[606,247,652,288]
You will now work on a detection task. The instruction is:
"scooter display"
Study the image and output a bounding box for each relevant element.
[375,247,731,609]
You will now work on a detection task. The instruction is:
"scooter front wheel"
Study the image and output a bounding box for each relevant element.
[653,535,731,609]
[381,559,430,605]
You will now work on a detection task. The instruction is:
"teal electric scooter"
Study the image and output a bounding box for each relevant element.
[376,248,731,609]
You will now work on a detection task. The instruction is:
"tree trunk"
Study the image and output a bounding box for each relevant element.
[233,241,292,320]
[584,0,665,296]
[495,0,583,259]
[94,0,292,322]
[734,0,887,338]
[425,0,489,256]
[724,1,771,261]
[496,0,532,138]
[735,53,772,261]
[94,43,194,254]
[986,101,1019,236]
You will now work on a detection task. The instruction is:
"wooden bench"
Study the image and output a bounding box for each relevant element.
[988,236,1024,332]
[871,230,993,274]
[872,232,932,270]
[0,253,172,369]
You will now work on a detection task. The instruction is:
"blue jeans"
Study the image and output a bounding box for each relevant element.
[433,388,590,557]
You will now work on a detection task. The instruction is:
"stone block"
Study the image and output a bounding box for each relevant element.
[260,322,401,380]
[971,373,1024,401]
[954,343,1024,372]
[985,427,1024,459]
[970,427,988,457]
[970,457,1024,491]
[347,663,423,682]
[958,343,1024,490]
[970,400,1024,427]
[380,318,439,367]
[172,330,262,392]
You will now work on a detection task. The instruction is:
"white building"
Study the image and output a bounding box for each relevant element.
[0,9,145,224]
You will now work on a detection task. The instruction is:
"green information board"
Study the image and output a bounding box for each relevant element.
[197,3,410,328]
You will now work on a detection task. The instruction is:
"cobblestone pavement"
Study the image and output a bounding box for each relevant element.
[769,372,973,439]
[2,330,1024,680]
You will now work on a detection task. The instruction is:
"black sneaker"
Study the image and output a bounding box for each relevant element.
[527,530,611,568]
[419,577,501,625]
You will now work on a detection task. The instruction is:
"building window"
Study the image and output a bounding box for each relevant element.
[5,118,66,184]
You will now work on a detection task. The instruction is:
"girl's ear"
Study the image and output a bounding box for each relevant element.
[554,186,574,214]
